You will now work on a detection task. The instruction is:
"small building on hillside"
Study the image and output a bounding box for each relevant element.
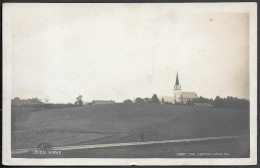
[91,100,115,106]
[193,103,214,108]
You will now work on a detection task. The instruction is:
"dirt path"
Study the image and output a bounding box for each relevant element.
[12,134,246,154]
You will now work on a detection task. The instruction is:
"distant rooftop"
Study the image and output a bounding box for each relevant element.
[180,92,198,99]
[91,100,115,105]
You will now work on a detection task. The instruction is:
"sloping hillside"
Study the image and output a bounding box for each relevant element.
[12,103,249,150]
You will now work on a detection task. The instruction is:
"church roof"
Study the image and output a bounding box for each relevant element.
[180,92,198,99]
[175,73,180,85]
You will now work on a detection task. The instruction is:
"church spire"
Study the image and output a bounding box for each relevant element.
[175,73,180,85]
[174,73,181,91]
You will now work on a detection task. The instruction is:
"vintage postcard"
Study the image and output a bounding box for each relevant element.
[2,2,257,166]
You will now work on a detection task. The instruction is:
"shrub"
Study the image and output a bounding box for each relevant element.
[123,99,133,103]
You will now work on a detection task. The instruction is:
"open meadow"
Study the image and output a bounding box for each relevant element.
[11,103,250,158]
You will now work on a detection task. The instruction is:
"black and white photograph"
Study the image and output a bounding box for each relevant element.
[2,2,257,166]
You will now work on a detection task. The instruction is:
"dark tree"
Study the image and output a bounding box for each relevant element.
[78,100,83,106]
[213,96,224,107]
[134,97,145,103]
[161,97,165,104]
[75,95,83,106]
[150,94,161,104]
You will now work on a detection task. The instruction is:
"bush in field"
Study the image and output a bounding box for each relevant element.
[150,94,161,104]
[36,142,53,150]
[134,97,144,103]
[123,99,133,103]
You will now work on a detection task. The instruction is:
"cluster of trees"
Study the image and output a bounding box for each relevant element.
[188,96,249,109]
[123,94,162,104]
[75,95,83,106]
[213,96,249,109]
[11,97,43,105]
[12,95,85,107]
[186,96,213,105]
[124,94,249,109]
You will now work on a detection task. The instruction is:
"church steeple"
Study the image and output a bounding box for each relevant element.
[174,73,181,90]
[175,73,180,85]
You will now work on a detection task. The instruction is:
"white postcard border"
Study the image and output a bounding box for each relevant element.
[2,2,257,166]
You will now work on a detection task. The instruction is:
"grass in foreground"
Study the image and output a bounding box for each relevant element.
[12,103,249,154]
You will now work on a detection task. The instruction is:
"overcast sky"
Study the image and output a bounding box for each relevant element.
[8,4,249,103]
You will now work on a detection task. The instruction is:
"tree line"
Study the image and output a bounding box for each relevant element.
[124,94,249,109]
[187,96,249,109]
[123,94,162,104]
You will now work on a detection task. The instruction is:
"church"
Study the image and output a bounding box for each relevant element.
[173,73,198,104]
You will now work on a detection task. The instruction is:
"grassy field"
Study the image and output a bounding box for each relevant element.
[11,103,250,158]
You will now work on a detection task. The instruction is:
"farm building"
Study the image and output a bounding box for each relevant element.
[91,100,115,106]
[193,103,214,108]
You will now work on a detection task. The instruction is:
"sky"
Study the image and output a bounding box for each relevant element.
[8,4,249,103]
